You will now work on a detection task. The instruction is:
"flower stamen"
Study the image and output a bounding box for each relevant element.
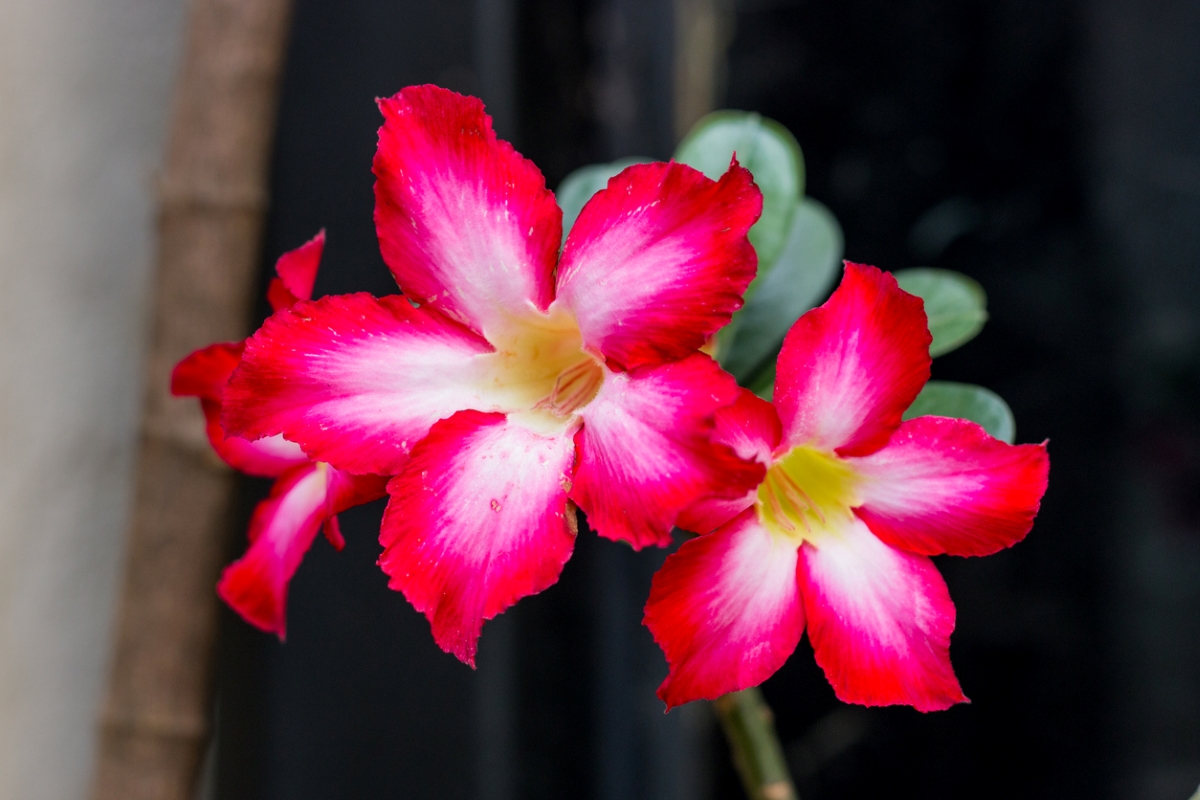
[535,357,604,417]
[756,446,861,543]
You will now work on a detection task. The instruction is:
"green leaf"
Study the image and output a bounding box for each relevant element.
[675,111,805,268]
[893,268,988,357]
[719,198,843,381]
[556,157,652,241]
[904,381,1016,444]
[746,360,776,402]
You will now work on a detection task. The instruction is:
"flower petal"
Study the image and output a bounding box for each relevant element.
[266,279,300,313]
[645,508,804,708]
[379,410,578,666]
[201,400,309,477]
[571,354,765,549]
[171,341,244,402]
[223,293,495,475]
[799,517,966,711]
[173,342,308,476]
[774,262,932,457]
[373,86,561,337]
[268,229,325,311]
[217,464,388,638]
[323,515,346,551]
[554,161,761,371]
[677,388,780,534]
[850,416,1049,556]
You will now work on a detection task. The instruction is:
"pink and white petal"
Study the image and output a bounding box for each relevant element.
[218,464,386,638]
[799,517,966,712]
[774,263,932,458]
[200,398,308,477]
[571,354,765,548]
[223,293,496,476]
[171,341,245,402]
[850,416,1049,557]
[173,341,308,476]
[379,410,578,666]
[677,389,780,534]
[217,462,334,639]
[554,161,761,371]
[273,229,324,304]
[374,86,561,336]
[645,508,805,708]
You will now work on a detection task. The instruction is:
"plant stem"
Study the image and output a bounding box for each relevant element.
[712,688,799,800]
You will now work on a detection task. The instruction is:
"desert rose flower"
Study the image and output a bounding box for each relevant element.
[222,85,765,665]
[644,262,1049,711]
[171,231,387,638]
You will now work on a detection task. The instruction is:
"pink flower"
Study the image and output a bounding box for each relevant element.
[644,263,1050,711]
[172,231,388,639]
[221,86,766,665]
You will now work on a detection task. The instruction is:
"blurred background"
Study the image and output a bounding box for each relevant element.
[2,0,1198,798]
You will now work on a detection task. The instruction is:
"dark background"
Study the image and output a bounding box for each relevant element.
[212,0,1200,798]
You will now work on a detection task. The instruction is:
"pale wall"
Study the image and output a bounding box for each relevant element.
[0,0,186,797]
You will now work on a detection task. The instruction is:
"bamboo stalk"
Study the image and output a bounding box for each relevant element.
[713,689,800,800]
[90,1,295,798]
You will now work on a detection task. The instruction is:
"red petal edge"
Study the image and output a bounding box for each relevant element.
[218,465,387,639]
[373,85,561,336]
[852,416,1050,557]
[555,160,761,372]
[571,354,765,549]
[379,410,578,666]
[646,508,805,708]
[774,262,932,457]
[223,293,494,476]
[272,229,325,308]
[799,518,967,712]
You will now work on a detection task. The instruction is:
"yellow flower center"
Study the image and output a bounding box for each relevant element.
[756,446,862,544]
[477,306,604,433]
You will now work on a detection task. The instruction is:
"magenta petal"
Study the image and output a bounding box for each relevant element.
[217,464,387,639]
[379,410,578,666]
[799,518,967,712]
[266,279,299,313]
[774,262,932,457]
[171,341,244,402]
[172,341,307,476]
[852,416,1050,556]
[201,400,309,477]
[555,161,761,371]
[223,293,494,476]
[269,229,325,311]
[322,515,346,551]
[572,354,765,549]
[678,388,781,534]
[646,509,804,708]
[373,86,562,336]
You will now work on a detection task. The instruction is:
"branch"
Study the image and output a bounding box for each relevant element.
[713,688,799,800]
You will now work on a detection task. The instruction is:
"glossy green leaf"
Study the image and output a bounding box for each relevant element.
[893,268,988,357]
[675,111,805,267]
[556,157,652,241]
[904,381,1016,444]
[719,198,843,381]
